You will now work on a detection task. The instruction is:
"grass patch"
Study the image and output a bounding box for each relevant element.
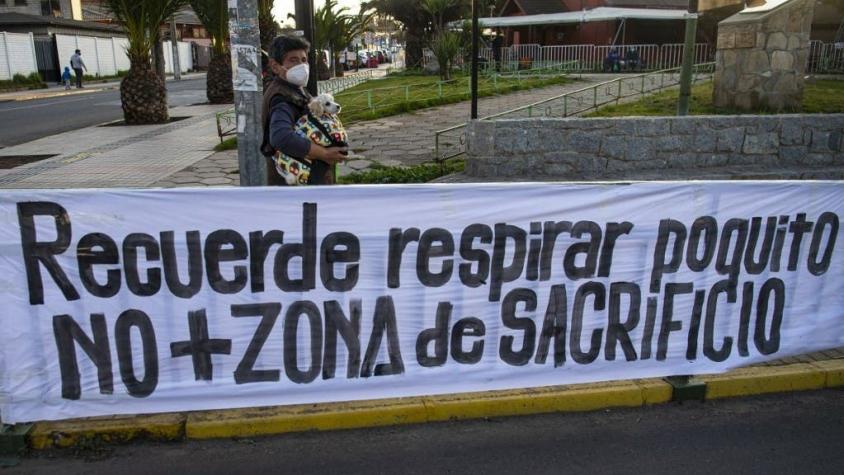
[0,72,47,92]
[338,159,464,184]
[83,70,129,83]
[214,136,238,152]
[587,80,844,117]
[222,69,575,149]
[337,70,575,124]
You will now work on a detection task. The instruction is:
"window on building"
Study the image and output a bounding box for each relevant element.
[40,0,62,16]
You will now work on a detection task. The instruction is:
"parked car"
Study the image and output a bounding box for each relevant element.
[366,54,379,68]
[374,50,385,64]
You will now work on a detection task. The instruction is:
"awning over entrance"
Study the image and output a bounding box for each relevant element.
[466,7,694,28]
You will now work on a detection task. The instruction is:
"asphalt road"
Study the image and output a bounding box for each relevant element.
[0,77,208,149]
[11,388,844,474]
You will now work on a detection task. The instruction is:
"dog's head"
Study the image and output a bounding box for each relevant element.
[309,93,342,116]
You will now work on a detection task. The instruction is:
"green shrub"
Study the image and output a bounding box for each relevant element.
[338,159,464,184]
[214,136,238,151]
[1,72,46,90]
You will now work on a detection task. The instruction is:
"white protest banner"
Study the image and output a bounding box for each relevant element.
[0,182,841,423]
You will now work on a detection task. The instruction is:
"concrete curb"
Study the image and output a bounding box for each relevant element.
[23,359,844,450]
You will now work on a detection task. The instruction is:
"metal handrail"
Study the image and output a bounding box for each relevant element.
[433,62,716,163]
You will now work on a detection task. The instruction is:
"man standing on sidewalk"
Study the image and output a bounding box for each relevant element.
[70,49,87,88]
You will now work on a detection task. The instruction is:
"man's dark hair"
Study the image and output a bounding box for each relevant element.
[269,35,310,63]
[75,49,81,54]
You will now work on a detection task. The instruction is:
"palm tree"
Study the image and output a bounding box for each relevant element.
[422,0,462,80]
[258,0,278,51]
[106,0,189,124]
[315,0,374,78]
[364,0,466,71]
[362,0,428,69]
[190,0,232,103]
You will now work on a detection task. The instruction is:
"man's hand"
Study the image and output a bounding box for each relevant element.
[309,144,348,164]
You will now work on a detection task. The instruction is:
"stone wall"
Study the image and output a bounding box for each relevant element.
[465,115,844,180]
[712,0,814,111]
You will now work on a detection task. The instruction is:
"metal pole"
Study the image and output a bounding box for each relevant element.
[677,1,698,116]
[295,0,318,96]
[170,16,181,81]
[229,0,266,186]
[470,0,479,119]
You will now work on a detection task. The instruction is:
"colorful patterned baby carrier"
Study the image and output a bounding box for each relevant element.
[274,114,348,186]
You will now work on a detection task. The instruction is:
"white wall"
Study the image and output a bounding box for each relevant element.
[56,35,193,76]
[163,41,194,74]
[0,32,38,81]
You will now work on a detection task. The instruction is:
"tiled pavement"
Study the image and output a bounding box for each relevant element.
[0,104,227,189]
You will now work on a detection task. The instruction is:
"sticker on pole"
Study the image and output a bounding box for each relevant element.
[231,44,259,92]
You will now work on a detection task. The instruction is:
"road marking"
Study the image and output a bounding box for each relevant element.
[62,152,93,163]
[0,96,94,113]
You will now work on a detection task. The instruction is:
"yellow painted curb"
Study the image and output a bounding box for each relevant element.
[186,397,429,440]
[185,381,658,440]
[12,88,100,102]
[423,381,644,423]
[24,361,840,448]
[635,378,674,404]
[810,359,844,387]
[700,363,826,400]
[29,413,185,450]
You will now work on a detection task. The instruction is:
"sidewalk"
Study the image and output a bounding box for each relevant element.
[0,102,225,189]
[0,72,206,103]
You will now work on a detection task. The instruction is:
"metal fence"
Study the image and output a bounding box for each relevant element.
[317,69,374,95]
[477,43,714,72]
[809,41,844,73]
[336,61,578,117]
[434,62,716,163]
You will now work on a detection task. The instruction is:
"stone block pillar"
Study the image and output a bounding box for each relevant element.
[713,0,814,111]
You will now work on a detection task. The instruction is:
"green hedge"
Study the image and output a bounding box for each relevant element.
[338,160,464,184]
[0,72,47,91]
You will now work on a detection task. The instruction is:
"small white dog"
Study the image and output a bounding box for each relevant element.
[274,93,349,185]
[309,93,342,116]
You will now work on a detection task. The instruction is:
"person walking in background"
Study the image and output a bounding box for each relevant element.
[70,49,87,88]
[492,32,504,71]
[61,67,73,90]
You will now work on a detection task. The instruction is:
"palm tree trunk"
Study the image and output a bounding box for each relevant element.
[154,42,166,82]
[120,61,169,124]
[206,50,233,103]
[334,52,344,78]
[406,27,425,69]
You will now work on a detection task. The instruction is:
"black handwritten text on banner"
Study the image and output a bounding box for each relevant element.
[0,182,842,422]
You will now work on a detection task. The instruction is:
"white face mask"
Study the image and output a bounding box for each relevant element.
[284,63,309,87]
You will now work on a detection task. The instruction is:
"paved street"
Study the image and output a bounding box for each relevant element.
[0,77,208,148]
[10,389,843,474]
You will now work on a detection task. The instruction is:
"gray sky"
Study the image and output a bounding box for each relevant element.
[272,0,365,27]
